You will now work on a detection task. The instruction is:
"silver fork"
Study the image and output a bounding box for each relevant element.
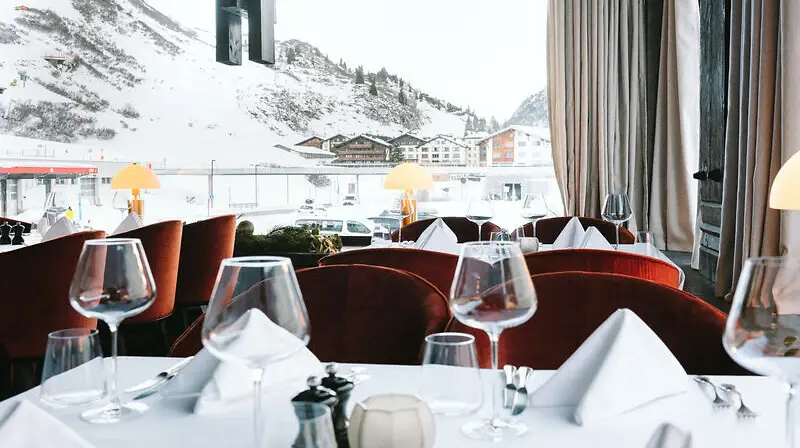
[720,383,758,419]
[694,376,731,409]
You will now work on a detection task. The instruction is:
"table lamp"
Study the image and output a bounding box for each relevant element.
[111,163,160,219]
[384,162,434,226]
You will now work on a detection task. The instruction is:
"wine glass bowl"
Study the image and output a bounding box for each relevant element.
[450,242,536,440]
[520,193,550,239]
[69,238,156,424]
[465,197,495,242]
[602,193,633,248]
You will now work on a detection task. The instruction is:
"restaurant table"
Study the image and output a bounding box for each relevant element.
[0,357,788,447]
[0,232,42,253]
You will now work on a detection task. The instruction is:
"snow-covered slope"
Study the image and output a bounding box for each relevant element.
[0,0,484,167]
[505,89,549,128]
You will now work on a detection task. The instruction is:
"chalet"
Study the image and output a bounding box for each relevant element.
[274,144,335,163]
[389,133,426,162]
[481,126,551,166]
[463,132,489,167]
[296,136,324,149]
[332,135,393,165]
[321,134,348,152]
[416,135,469,166]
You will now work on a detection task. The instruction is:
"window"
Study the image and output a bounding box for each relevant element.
[518,141,528,147]
[505,152,513,158]
[347,221,371,234]
[505,141,514,149]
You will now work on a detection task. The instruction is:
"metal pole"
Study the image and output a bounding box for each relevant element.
[286,175,290,204]
[254,165,259,207]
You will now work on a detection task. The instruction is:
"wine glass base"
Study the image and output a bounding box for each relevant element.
[80,401,148,424]
[461,418,528,441]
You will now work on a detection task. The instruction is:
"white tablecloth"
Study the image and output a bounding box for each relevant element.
[0,357,789,447]
[0,232,42,253]
[354,242,686,289]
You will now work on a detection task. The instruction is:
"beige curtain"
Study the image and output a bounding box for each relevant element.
[546,0,648,230]
[716,0,782,298]
[648,0,700,252]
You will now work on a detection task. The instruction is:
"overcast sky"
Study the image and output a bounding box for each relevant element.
[155,0,548,121]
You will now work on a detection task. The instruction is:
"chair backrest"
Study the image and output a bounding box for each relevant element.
[519,216,635,244]
[169,313,204,357]
[319,248,459,297]
[175,215,236,306]
[447,272,744,375]
[0,230,105,358]
[392,217,501,243]
[297,265,450,364]
[525,249,681,288]
[0,217,32,234]
[116,220,183,323]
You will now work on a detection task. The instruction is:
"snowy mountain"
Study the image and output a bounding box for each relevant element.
[0,0,484,167]
[505,89,549,128]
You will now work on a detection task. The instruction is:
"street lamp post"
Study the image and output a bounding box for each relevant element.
[254,164,259,207]
[209,159,216,216]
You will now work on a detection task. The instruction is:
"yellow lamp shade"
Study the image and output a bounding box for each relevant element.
[770,151,800,210]
[111,164,160,190]
[384,163,434,191]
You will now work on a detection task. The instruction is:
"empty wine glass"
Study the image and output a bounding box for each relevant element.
[450,242,537,440]
[389,196,416,243]
[44,191,70,224]
[69,238,156,423]
[111,191,131,218]
[202,257,310,448]
[466,197,494,242]
[602,193,633,249]
[520,193,550,239]
[724,257,800,448]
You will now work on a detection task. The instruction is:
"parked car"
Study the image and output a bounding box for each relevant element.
[342,195,358,206]
[295,217,373,237]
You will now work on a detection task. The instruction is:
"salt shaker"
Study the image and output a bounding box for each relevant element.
[321,363,354,448]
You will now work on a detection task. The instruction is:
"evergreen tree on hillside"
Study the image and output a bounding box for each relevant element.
[369,79,378,96]
[490,116,500,132]
[398,87,408,105]
[377,67,389,83]
[355,66,365,84]
[464,116,474,136]
[399,79,405,90]
[286,47,296,64]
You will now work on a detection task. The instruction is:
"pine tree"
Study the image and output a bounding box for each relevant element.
[355,66,365,84]
[286,47,296,64]
[490,116,500,132]
[399,78,405,90]
[369,78,378,96]
[464,117,474,136]
[398,87,408,105]
[377,67,389,83]
[389,146,405,164]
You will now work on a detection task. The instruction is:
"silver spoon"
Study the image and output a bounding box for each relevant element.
[694,376,731,409]
[720,383,758,419]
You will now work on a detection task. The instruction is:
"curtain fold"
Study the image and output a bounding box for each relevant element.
[547,0,648,233]
[648,0,700,251]
[716,0,782,298]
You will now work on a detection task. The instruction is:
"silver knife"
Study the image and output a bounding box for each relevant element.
[125,357,194,399]
[511,366,534,416]
[502,365,517,409]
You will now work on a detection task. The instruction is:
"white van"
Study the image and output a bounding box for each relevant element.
[294,217,373,237]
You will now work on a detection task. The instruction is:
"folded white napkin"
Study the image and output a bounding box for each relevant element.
[112,212,143,235]
[529,309,688,425]
[415,218,459,254]
[645,423,693,448]
[36,216,49,235]
[42,217,77,241]
[580,226,614,250]
[552,217,586,249]
[0,400,94,448]
[163,309,321,414]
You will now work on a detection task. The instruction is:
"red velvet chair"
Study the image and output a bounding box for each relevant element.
[392,217,501,243]
[517,216,635,244]
[0,230,106,398]
[297,265,450,364]
[319,248,459,297]
[115,220,183,354]
[169,313,204,358]
[525,249,681,288]
[174,215,236,326]
[447,272,745,375]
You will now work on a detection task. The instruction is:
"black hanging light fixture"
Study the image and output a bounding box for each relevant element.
[216,0,276,65]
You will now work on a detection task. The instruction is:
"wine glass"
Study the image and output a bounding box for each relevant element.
[111,191,131,219]
[69,238,156,423]
[450,242,537,440]
[724,257,800,448]
[520,193,550,239]
[465,197,494,242]
[44,191,69,224]
[602,193,633,249]
[389,196,416,243]
[202,257,310,448]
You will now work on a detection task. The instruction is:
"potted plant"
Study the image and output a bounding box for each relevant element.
[234,221,342,269]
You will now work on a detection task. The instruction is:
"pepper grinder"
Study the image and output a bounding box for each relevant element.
[291,376,338,448]
[321,363,354,448]
[11,223,24,245]
[0,223,11,245]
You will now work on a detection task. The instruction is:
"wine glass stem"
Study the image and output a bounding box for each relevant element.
[478,222,483,242]
[398,225,402,244]
[108,324,122,412]
[788,381,797,448]
[488,331,501,424]
[615,224,620,249]
[253,368,265,448]
[532,219,537,239]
